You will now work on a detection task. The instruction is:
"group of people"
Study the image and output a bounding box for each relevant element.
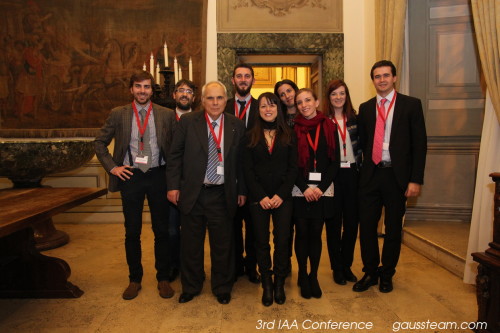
[94,60,427,307]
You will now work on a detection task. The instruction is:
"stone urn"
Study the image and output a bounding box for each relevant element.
[0,128,99,250]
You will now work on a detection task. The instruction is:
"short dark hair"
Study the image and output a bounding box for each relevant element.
[174,79,196,93]
[232,63,254,78]
[129,70,155,88]
[370,60,397,80]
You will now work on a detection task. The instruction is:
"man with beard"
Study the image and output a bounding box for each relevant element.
[224,63,260,284]
[166,79,197,282]
[95,70,176,300]
[173,79,196,120]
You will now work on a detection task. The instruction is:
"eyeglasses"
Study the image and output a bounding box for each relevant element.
[176,88,194,95]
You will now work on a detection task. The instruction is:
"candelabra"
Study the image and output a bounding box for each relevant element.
[152,67,176,109]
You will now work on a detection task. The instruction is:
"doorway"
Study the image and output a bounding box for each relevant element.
[239,54,321,99]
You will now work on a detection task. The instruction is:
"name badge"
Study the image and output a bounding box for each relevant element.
[135,155,149,164]
[341,162,351,168]
[383,142,389,150]
[308,172,321,181]
[217,165,224,176]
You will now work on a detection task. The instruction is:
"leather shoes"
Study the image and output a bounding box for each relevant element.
[178,292,198,303]
[379,275,393,293]
[344,268,358,282]
[352,274,378,292]
[246,270,261,284]
[167,267,180,282]
[216,293,231,304]
[333,270,346,285]
[158,280,174,298]
[122,282,141,300]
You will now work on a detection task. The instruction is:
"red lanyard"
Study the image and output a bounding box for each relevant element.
[376,92,397,126]
[331,115,347,157]
[205,112,224,162]
[132,102,153,151]
[306,123,321,171]
[234,100,251,120]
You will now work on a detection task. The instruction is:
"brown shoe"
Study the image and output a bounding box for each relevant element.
[122,282,141,300]
[158,280,174,298]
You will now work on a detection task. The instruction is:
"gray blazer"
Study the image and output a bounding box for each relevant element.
[95,103,176,192]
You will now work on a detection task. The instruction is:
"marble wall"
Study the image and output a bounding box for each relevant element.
[217,33,343,98]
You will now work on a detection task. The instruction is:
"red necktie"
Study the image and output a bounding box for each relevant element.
[372,98,387,165]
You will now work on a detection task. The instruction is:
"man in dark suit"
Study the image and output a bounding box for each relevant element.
[167,81,246,305]
[354,60,427,293]
[95,70,176,300]
[166,79,197,283]
[224,63,260,284]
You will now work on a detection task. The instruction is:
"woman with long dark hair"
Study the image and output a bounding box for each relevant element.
[243,92,298,306]
[292,88,339,299]
[274,79,299,128]
[323,79,362,286]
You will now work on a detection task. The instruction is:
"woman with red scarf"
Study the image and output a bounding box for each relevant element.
[292,88,340,299]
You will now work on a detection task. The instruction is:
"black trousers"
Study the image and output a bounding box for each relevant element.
[294,217,324,277]
[233,203,257,274]
[180,185,234,295]
[167,202,181,269]
[325,167,359,271]
[120,167,169,283]
[358,167,407,277]
[250,200,292,278]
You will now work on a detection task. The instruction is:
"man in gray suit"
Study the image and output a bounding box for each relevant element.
[95,70,176,300]
[167,81,246,305]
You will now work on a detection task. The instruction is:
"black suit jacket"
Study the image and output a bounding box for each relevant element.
[94,103,176,192]
[242,133,298,203]
[224,97,259,129]
[358,92,427,191]
[166,111,246,217]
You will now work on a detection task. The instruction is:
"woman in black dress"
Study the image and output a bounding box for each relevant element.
[324,79,362,285]
[243,92,298,306]
[293,88,339,299]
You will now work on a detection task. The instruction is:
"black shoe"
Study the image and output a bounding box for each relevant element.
[274,276,286,305]
[262,276,274,307]
[298,273,311,299]
[167,267,180,282]
[333,269,347,285]
[246,269,261,284]
[309,275,322,298]
[352,273,378,292]
[344,267,358,283]
[216,293,231,304]
[179,292,198,303]
[379,275,393,293]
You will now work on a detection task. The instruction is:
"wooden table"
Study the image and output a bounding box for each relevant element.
[0,187,107,298]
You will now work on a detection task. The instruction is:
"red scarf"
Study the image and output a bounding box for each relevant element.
[294,111,337,171]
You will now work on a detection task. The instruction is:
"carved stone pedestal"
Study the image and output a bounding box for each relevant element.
[472,172,500,333]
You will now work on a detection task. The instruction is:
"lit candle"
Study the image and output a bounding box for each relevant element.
[156,63,160,84]
[174,57,178,84]
[189,57,193,81]
[179,66,183,81]
[142,62,146,71]
[164,42,168,68]
[150,52,154,77]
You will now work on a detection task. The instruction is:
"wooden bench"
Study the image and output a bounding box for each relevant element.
[0,187,107,298]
